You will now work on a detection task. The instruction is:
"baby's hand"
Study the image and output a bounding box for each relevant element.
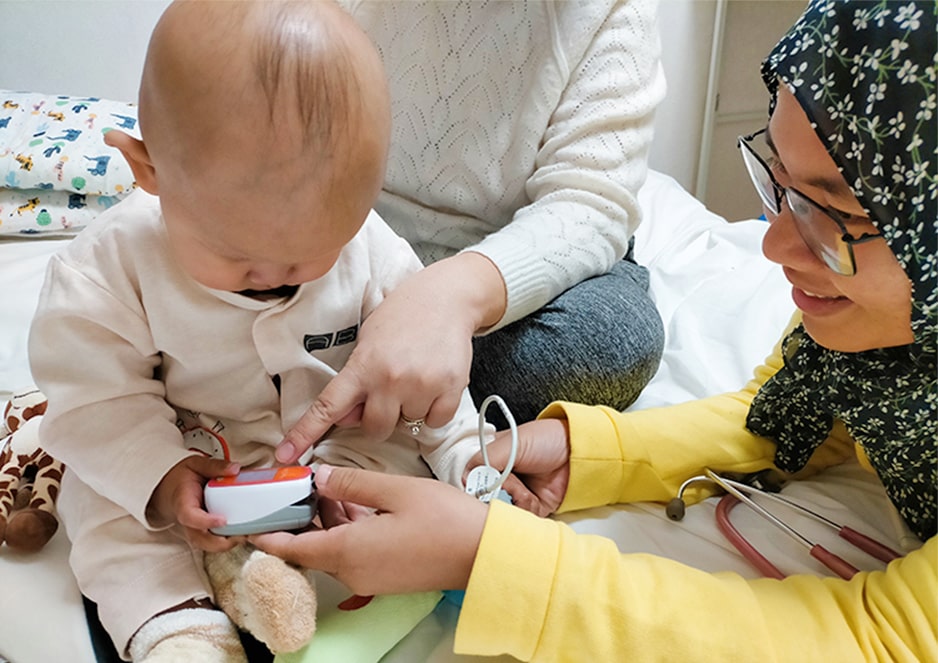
[466,418,571,517]
[149,455,241,552]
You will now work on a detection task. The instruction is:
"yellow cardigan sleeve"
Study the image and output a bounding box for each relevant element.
[548,315,852,513]
[455,502,937,662]
[456,317,936,660]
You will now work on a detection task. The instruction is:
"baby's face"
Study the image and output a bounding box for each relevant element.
[158,162,372,293]
[136,1,391,293]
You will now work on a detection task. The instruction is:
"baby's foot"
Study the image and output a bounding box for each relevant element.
[129,608,247,663]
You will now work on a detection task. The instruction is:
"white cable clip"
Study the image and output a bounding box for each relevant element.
[464,394,517,503]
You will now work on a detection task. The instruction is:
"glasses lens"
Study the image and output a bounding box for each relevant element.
[739,140,781,215]
[786,190,855,275]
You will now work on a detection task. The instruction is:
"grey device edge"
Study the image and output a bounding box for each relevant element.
[210,498,316,537]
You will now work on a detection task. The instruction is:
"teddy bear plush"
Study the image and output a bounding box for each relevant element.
[0,386,64,553]
[204,544,318,654]
[204,546,444,663]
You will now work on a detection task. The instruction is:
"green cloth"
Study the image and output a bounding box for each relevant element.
[275,591,442,663]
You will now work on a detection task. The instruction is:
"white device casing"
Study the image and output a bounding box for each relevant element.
[204,467,313,525]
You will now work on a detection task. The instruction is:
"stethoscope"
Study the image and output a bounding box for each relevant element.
[667,469,902,580]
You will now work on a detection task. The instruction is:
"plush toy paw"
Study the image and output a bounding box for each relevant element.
[205,545,317,654]
[0,387,64,552]
[3,507,59,553]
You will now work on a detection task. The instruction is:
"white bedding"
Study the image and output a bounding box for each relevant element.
[0,170,906,663]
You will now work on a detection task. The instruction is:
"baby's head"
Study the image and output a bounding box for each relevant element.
[108,0,390,291]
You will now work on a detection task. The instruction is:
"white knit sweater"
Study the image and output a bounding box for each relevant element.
[338,0,665,330]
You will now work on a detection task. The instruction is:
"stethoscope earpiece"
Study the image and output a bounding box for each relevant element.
[667,474,715,522]
[668,469,787,522]
[665,497,686,521]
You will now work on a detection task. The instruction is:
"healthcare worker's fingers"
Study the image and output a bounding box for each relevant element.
[248,529,341,574]
[278,254,504,463]
[358,391,407,441]
[316,495,375,529]
[277,373,365,463]
[251,465,487,595]
[313,464,408,509]
[424,388,467,429]
[316,495,352,528]
[334,403,365,428]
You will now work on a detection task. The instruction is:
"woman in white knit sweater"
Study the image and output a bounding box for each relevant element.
[278,0,666,460]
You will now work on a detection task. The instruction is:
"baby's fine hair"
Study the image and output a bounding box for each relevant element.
[141,0,382,164]
[251,1,368,152]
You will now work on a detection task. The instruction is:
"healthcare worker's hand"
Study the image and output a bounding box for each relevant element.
[275,253,507,463]
[250,465,488,595]
[149,455,243,553]
[471,418,571,517]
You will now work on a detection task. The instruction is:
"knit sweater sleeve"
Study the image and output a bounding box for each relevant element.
[455,502,937,662]
[469,0,666,330]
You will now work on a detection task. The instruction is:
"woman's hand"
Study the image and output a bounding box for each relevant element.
[276,253,507,463]
[471,418,571,517]
[148,455,243,552]
[250,465,488,596]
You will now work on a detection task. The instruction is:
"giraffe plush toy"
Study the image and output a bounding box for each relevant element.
[0,387,64,553]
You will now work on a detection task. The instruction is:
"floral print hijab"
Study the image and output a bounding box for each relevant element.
[746,0,937,541]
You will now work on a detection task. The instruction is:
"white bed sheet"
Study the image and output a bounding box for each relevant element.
[0,237,95,662]
[0,171,906,663]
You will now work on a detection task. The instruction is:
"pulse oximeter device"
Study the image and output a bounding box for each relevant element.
[204,466,316,536]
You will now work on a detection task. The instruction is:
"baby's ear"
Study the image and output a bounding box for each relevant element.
[105,129,159,195]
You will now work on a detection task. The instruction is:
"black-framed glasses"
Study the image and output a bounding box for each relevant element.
[737,128,882,276]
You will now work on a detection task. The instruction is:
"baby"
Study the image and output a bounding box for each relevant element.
[28,2,488,661]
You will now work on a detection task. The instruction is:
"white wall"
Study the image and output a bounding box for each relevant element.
[0,0,711,193]
[648,0,717,195]
[700,0,807,221]
[0,0,170,102]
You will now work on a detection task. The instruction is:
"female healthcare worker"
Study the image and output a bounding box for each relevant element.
[253,1,937,660]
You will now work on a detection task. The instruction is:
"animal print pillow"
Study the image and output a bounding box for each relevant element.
[0,188,124,236]
[0,90,138,235]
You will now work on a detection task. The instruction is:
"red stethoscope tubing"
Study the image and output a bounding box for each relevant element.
[838,526,902,563]
[716,494,862,580]
[716,495,786,580]
[719,477,903,564]
[673,472,903,580]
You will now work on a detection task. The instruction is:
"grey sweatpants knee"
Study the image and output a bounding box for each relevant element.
[470,257,664,428]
